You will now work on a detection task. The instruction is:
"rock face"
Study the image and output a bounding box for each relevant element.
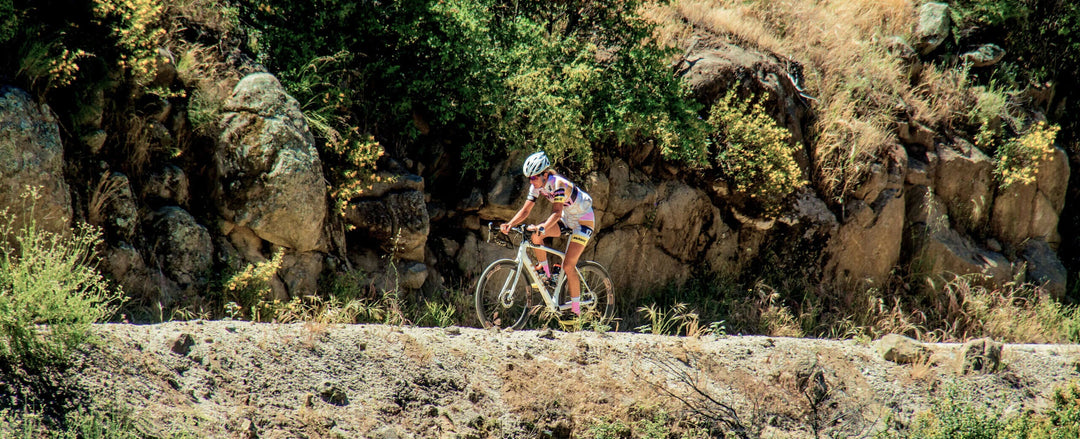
[216,73,327,253]
[344,173,429,263]
[0,86,73,236]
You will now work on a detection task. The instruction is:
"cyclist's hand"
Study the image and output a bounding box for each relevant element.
[525,224,537,231]
[499,223,511,235]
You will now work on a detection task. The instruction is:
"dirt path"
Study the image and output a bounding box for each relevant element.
[54,322,1080,438]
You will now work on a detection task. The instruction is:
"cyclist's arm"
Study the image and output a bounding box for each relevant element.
[503,200,536,233]
[536,201,563,232]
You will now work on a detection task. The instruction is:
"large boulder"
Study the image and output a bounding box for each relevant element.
[652,182,715,261]
[911,225,1013,286]
[0,86,73,236]
[216,73,326,253]
[679,36,809,144]
[914,2,950,55]
[905,181,1014,289]
[151,206,214,301]
[344,182,430,263]
[592,227,690,299]
[1021,239,1068,299]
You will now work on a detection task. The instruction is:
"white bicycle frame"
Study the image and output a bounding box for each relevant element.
[499,228,598,314]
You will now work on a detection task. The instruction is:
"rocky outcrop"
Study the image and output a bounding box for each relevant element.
[216,73,327,254]
[0,86,72,236]
[824,143,906,287]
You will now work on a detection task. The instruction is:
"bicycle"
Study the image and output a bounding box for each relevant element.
[475,223,615,330]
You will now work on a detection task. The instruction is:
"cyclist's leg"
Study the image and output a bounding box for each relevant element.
[562,212,595,303]
[531,223,560,266]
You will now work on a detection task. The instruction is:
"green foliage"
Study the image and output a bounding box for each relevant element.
[587,408,709,439]
[0,0,17,43]
[0,403,197,439]
[707,89,803,211]
[281,51,386,217]
[968,83,1012,150]
[906,382,1006,439]
[881,381,1080,439]
[417,300,457,328]
[1000,382,1080,438]
[994,121,1059,188]
[236,0,707,183]
[15,33,88,93]
[0,191,124,368]
[634,303,723,337]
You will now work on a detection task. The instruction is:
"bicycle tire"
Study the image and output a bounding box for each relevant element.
[576,261,615,325]
[475,259,531,330]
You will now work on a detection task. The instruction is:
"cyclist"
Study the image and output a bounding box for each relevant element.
[500,151,596,316]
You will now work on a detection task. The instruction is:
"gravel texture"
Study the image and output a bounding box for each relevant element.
[41,322,1080,437]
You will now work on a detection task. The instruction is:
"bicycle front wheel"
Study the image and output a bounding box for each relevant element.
[577,261,615,326]
[475,259,531,330]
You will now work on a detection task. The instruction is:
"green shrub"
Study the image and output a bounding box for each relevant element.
[0,194,124,368]
[0,0,17,43]
[906,382,1006,439]
[1000,381,1080,438]
[707,89,803,212]
[236,0,707,184]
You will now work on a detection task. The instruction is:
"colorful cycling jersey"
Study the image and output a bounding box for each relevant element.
[527,173,593,219]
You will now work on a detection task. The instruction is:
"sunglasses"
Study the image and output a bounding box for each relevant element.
[529,174,543,181]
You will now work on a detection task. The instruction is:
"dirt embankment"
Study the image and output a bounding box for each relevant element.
[38,322,1080,437]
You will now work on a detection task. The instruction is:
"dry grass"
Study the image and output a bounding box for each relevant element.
[175,43,236,135]
[87,172,128,227]
[647,0,988,200]
[166,0,239,36]
[122,115,154,174]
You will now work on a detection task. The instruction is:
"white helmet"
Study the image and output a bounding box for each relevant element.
[522,151,550,177]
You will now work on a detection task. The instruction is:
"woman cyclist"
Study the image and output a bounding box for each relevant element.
[500,151,596,316]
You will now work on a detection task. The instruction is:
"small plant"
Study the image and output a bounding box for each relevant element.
[0,188,125,368]
[994,121,1060,189]
[220,249,284,321]
[16,38,88,93]
[418,300,457,328]
[707,89,803,212]
[636,303,720,337]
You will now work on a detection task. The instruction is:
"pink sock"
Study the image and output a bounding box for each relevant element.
[571,300,580,316]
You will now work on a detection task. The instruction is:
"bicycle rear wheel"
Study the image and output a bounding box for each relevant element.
[475,259,531,330]
[577,261,615,326]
